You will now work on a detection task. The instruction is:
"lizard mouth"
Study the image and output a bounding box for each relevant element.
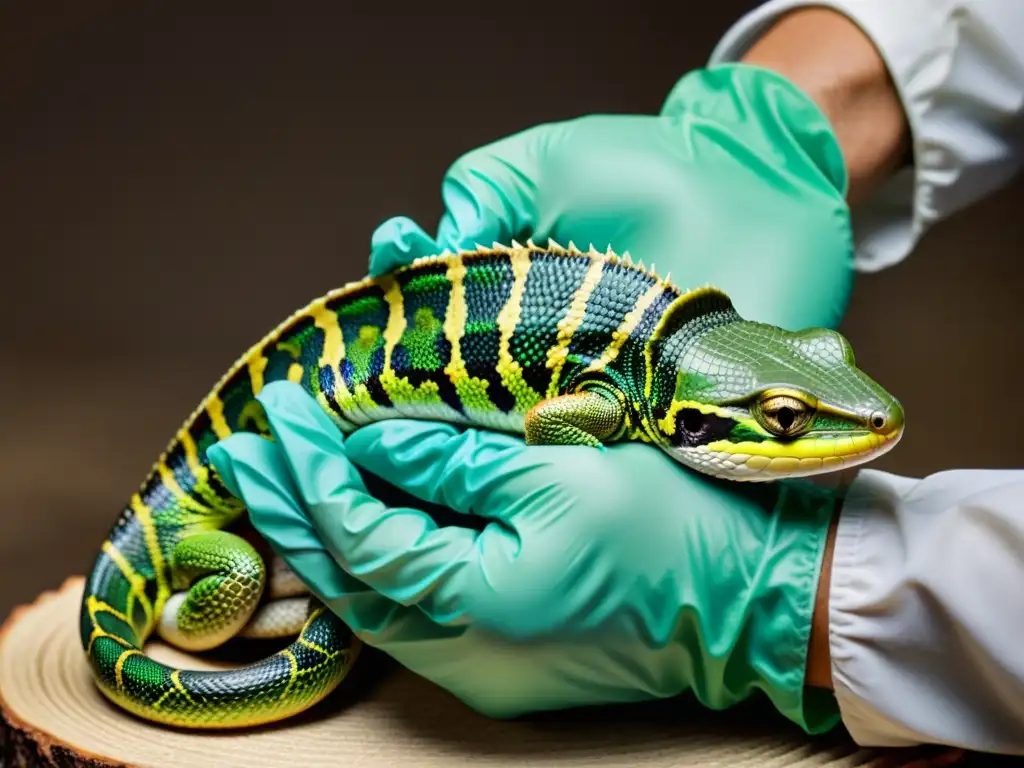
[677,425,905,482]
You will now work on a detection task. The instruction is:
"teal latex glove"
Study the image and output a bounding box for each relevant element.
[209,381,841,732]
[209,62,855,732]
[370,63,853,330]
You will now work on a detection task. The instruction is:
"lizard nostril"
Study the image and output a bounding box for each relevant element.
[870,412,886,432]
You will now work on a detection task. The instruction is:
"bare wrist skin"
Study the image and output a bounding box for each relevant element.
[805,512,838,689]
[740,6,911,205]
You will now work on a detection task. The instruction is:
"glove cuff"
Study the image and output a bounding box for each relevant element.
[660,62,849,200]
[689,480,843,734]
[756,480,844,735]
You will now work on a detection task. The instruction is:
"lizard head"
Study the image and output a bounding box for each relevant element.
[644,288,904,482]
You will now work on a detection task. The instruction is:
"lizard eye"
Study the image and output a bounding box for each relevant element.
[752,393,816,438]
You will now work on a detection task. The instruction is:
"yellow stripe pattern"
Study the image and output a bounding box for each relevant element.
[204,394,232,440]
[174,430,224,509]
[380,275,406,374]
[310,300,350,404]
[441,255,492,410]
[642,294,685,400]
[545,251,605,398]
[496,248,542,411]
[278,648,299,702]
[130,492,171,609]
[247,353,269,396]
[85,591,139,656]
[114,649,143,690]
[585,279,665,377]
[708,430,892,460]
[101,539,153,635]
[377,274,443,408]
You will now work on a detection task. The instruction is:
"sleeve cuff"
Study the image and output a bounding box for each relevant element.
[708,0,1024,273]
[828,468,1024,753]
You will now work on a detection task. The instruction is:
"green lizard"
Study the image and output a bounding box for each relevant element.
[80,240,904,729]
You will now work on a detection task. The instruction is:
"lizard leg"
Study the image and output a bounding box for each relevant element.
[157,530,266,652]
[524,387,626,447]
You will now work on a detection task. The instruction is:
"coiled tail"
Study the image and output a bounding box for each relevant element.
[79,464,359,728]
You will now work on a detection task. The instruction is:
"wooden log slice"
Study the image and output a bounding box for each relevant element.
[1,577,970,768]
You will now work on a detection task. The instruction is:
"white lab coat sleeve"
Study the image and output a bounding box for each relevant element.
[827,468,1024,753]
[708,0,1024,273]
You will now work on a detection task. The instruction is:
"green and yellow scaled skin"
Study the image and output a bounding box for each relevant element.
[80,241,904,729]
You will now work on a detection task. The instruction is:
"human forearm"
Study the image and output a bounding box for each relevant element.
[712,0,1024,272]
[739,7,910,206]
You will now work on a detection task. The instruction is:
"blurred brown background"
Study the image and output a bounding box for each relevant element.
[1,2,1021,621]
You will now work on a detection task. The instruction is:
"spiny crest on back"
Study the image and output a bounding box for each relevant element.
[397,238,743,351]
[401,237,709,297]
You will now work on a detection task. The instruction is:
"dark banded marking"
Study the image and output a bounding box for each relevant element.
[333,282,390,397]
[668,408,737,448]
[436,250,515,414]
[568,259,657,365]
[505,249,594,400]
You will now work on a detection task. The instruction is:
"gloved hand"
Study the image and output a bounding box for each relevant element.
[209,381,842,732]
[208,62,855,733]
[369,62,853,330]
